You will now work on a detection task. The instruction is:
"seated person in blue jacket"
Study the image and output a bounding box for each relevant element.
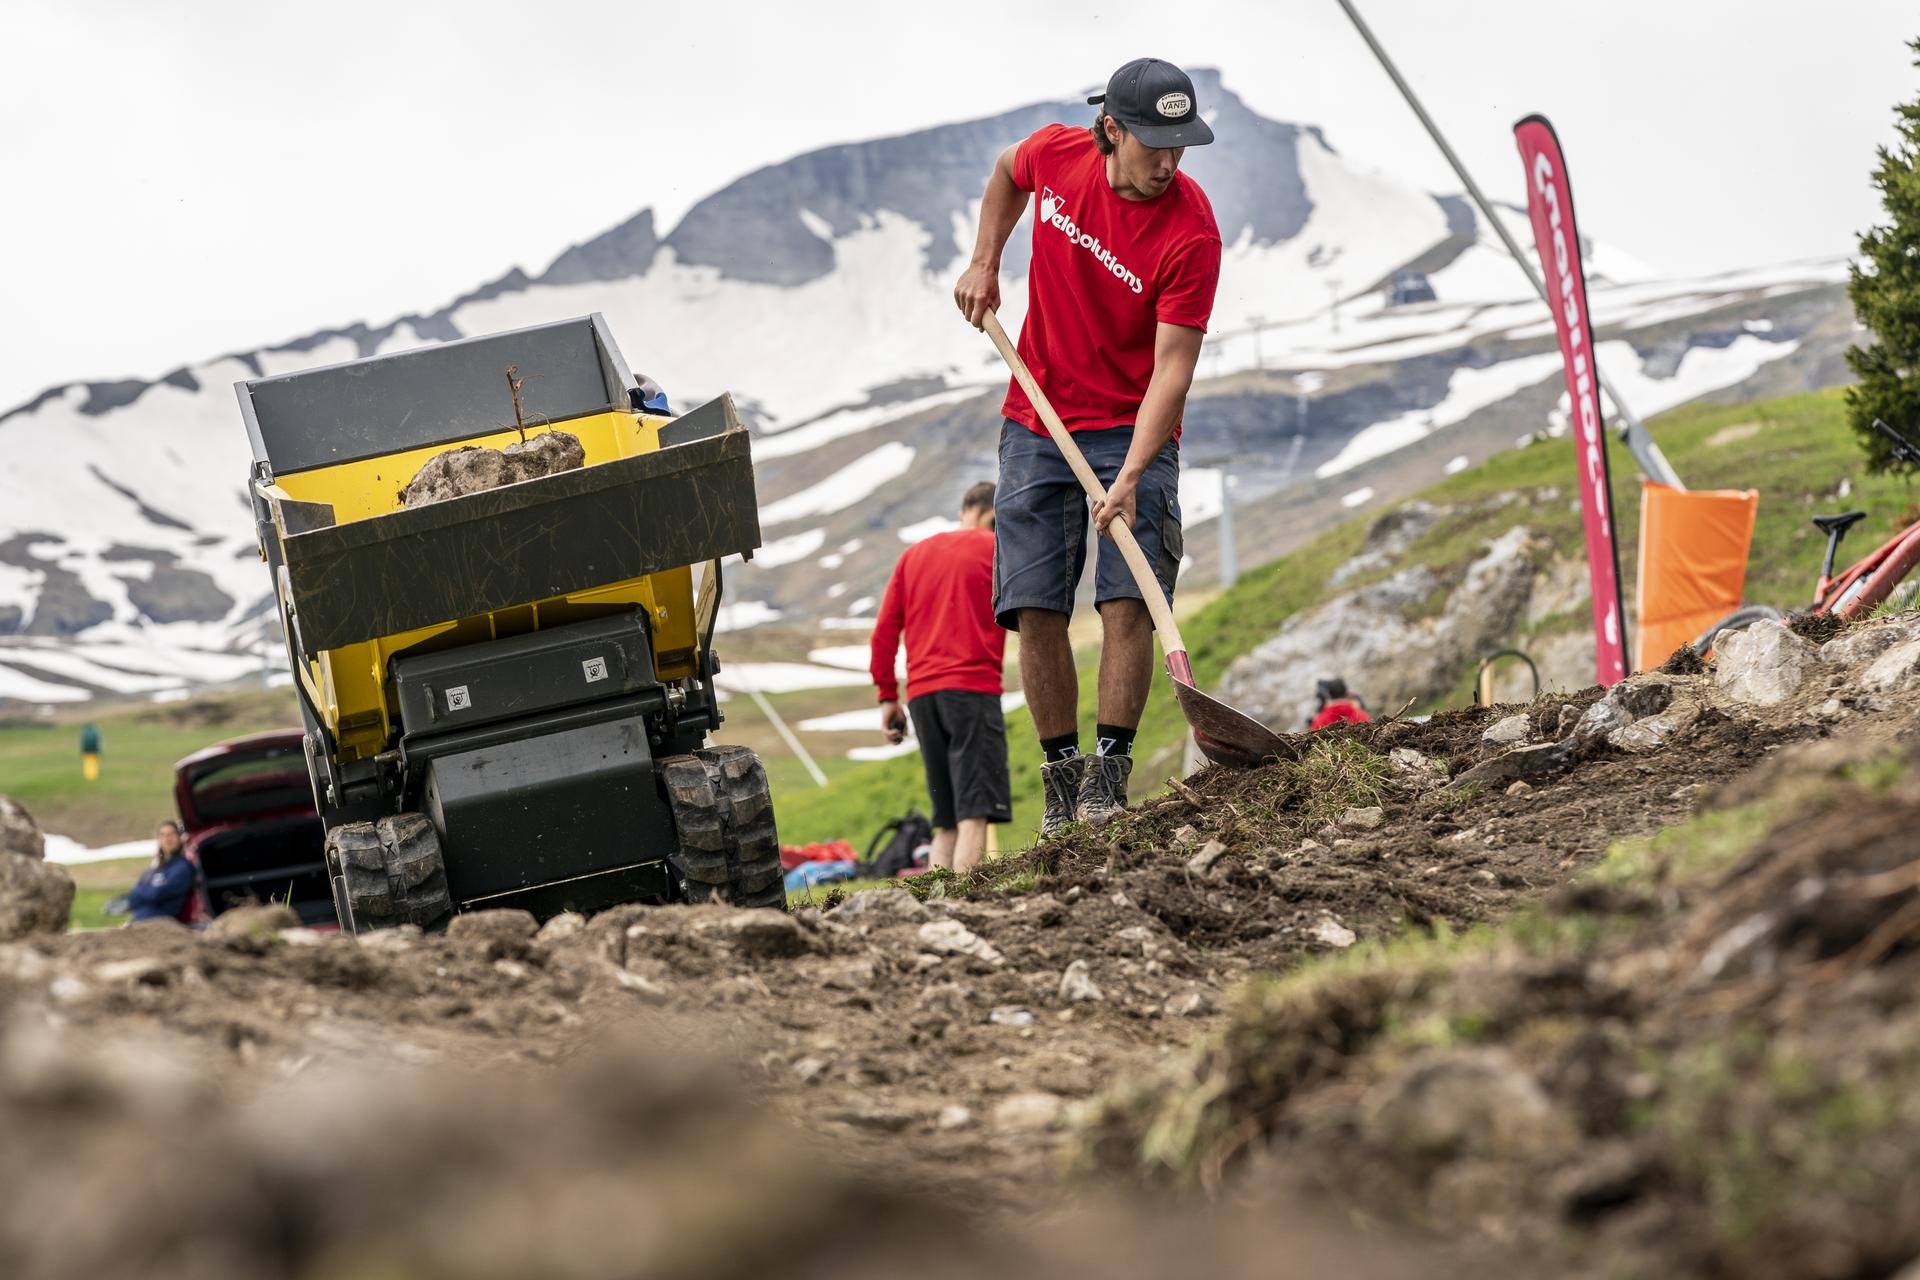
[110,820,197,923]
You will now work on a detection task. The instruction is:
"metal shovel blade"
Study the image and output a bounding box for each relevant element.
[1167,652,1298,768]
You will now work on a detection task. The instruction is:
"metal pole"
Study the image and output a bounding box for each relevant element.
[1333,0,1684,490]
[737,676,828,788]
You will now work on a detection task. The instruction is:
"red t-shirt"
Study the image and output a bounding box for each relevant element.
[1310,701,1372,732]
[1000,123,1223,435]
[869,527,1005,702]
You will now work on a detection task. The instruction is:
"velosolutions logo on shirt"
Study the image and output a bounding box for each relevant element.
[1038,186,1144,295]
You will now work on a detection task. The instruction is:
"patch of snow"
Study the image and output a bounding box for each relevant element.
[806,645,872,672]
[1444,454,1471,475]
[819,615,874,630]
[0,663,91,703]
[1315,353,1563,478]
[1180,468,1225,525]
[753,528,827,568]
[710,662,872,694]
[0,647,184,695]
[760,442,916,526]
[1341,487,1376,510]
[847,740,921,762]
[848,596,875,615]
[714,600,783,632]
[753,387,982,460]
[898,516,959,543]
[43,834,156,866]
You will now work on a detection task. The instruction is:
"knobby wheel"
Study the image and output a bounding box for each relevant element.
[660,746,785,909]
[324,813,452,933]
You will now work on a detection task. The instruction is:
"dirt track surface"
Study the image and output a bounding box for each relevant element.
[5,618,1920,1277]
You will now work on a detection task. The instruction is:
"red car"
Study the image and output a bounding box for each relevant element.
[173,730,335,927]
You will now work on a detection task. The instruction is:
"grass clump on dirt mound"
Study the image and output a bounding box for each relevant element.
[1074,742,1920,1277]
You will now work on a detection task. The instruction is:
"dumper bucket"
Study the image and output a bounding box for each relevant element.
[235,315,761,652]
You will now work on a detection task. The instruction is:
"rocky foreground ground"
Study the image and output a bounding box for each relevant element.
[5,616,1920,1278]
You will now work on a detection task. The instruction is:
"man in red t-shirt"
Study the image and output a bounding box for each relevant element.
[953,58,1221,835]
[870,482,1009,872]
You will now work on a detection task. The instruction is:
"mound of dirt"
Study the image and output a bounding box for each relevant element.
[1076,744,1920,1277]
[399,430,585,508]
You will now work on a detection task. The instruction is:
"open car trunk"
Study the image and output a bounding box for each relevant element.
[194,815,333,926]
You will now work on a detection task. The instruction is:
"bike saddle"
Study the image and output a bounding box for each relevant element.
[1812,510,1868,536]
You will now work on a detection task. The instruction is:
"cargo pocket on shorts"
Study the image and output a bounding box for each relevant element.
[1156,503,1184,595]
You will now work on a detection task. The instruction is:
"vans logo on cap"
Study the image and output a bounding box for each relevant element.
[1155,91,1190,119]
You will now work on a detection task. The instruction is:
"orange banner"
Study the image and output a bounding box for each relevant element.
[1634,482,1758,671]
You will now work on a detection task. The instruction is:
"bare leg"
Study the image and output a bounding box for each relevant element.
[929,827,957,872]
[1097,597,1154,729]
[1018,608,1078,740]
[953,818,989,872]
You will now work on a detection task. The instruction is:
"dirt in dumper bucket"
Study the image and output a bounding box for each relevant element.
[398,428,585,508]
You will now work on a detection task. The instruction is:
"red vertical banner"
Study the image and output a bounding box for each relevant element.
[1514,114,1629,686]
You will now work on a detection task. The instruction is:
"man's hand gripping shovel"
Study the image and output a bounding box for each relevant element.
[980,310,1295,768]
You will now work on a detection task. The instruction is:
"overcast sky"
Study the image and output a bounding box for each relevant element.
[3,0,1914,412]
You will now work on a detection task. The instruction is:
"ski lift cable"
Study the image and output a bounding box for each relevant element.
[1333,0,1685,490]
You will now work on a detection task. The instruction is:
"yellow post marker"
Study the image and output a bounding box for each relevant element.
[80,722,102,781]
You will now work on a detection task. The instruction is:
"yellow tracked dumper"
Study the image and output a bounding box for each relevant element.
[236,315,780,931]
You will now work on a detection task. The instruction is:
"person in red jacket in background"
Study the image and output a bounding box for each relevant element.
[870,482,1010,872]
[1309,677,1372,731]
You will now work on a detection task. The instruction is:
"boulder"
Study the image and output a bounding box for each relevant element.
[205,903,299,947]
[1369,1048,1575,1160]
[1608,703,1699,754]
[1058,959,1104,1002]
[1714,623,1815,707]
[535,911,587,943]
[1480,714,1531,748]
[0,852,73,940]
[446,909,539,943]
[1610,674,1680,719]
[1308,915,1357,949]
[0,796,44,860]
[917,919,1004,967]
[1860,638,1920,693]
[724,910,809,959]
[1340,806,1385,830]
[1453,742,1572,791]
[1388,748,1448,788]
[399,431,586,508]
[1571,696,1633,745]
[828,889,930,924]
[1821,622,1920,668]
[992,1091,1065,1133]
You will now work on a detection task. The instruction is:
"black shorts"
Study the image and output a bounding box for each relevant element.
[907,690,1012,827]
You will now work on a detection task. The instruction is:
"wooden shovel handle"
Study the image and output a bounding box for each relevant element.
[982,310,1188,657]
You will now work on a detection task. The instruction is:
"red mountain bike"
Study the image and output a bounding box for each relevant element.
[1692,419,1920,654]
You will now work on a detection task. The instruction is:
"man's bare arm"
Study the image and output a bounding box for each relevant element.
[953,145,1029,329]
[1093,323,1205,534]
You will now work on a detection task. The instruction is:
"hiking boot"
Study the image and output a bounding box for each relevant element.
[1076,753,1133,827]
[1040,756,1086,836]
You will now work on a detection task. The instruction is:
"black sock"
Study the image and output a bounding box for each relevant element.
[1095,724,1136,757]
[1040,733,1081,764]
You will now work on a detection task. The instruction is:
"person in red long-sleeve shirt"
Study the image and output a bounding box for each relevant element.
[870,482,1010,872]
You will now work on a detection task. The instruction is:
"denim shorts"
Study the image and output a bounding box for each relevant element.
[991,419,1182,631]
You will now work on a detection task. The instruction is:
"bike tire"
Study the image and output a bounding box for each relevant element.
[1689,605,1788,657]
[1832,523,1920,621]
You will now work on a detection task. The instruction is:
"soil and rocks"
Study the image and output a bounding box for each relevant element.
[398,429,585,508]
[0,796,71,943]
[4,615,1920,1276]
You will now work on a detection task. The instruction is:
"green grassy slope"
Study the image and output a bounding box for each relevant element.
[0,689,299,845]
[775,388,1913,848]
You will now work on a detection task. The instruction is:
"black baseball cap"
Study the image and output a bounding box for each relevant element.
[1087,58,1214,149]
